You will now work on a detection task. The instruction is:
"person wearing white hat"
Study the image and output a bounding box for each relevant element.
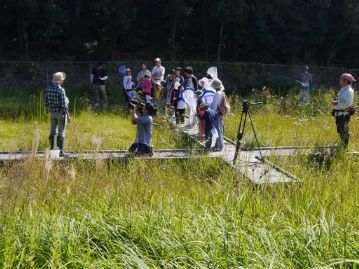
[123,68,135,100]
[210,78,226,151]
[332,73,356,147]
[151,58,165,84]
[45,72,71,157]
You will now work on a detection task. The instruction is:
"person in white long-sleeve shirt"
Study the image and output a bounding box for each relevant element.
[332,73,356,147]
[151,58,165,83]
[210,79,225,151]
[123,68,135,100]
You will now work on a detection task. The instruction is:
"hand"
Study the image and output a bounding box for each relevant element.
[66,113,71,123]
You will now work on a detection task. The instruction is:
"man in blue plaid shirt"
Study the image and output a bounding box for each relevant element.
[45,72,71,157]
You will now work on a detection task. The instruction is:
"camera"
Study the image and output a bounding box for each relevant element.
[242,100,263,112]
[129,99,145,111]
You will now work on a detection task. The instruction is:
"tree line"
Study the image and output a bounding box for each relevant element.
[1,0,359,67]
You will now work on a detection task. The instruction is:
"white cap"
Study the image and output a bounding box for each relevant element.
[154,57,161,62]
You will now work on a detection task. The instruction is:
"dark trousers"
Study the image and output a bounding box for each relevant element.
[129,143,153,156]
[176,109,185,124]
[336,115,350,147]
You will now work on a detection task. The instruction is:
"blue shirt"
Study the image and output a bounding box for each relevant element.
[45,83,68,112]
[135,115,153,145]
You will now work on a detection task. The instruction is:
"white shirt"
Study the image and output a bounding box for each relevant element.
[123,75,134,90]
[151,65,165,82]
[210,90,224,113]
[136,69,151,82]
[335,85,354,115]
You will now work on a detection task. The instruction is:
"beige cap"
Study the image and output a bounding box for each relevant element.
[52,72,66,83]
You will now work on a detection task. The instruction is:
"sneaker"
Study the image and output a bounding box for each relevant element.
[210,146,224,152]
[59,151,69,158]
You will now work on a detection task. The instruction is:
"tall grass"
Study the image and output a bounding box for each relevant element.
[0,158,359,268]
[1,88,359,268]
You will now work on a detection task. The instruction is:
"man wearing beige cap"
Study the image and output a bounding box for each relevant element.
[151,58,165,83]
[332,73,356,147]
[45,72,71,157]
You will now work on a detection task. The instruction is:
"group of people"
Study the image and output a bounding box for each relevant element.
[44,60,356,157]
[123,58,230,154]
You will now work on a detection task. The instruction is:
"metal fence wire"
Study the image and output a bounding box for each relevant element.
[0,61,358,94]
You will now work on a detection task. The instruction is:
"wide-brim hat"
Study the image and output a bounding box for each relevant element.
[211,78,224,91]
[52,72,66,83]
[154,80,162,86]
[199,103,210,109]
[195,90,203,96]
[340,73,356,82]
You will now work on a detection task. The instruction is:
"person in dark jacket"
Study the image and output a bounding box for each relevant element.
[91,62,108,107]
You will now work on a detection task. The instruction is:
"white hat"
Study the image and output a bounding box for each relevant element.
[211,79,224,91]
[154,80,162,86]
[340,73,356,82]
[198,77,209,87]
[154,57,161,62]
[52,72,66,83]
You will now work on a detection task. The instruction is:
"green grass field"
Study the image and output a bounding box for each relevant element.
[1,90,359,268]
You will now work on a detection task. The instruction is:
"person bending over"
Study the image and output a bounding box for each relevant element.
[332,73,356,148]
[129,102,157,156]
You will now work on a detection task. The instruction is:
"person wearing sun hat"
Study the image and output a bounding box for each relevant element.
[210,78,225,151]
[45,72,71,157]
[332,73,356,148]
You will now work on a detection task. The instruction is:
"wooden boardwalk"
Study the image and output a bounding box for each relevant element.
[0,149,214,162]
[1,116,353,185]
[172,120,342,184]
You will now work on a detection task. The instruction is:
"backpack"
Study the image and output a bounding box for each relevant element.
[219,94,231,115]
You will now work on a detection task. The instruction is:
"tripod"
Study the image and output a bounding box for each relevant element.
[233,100,263,164]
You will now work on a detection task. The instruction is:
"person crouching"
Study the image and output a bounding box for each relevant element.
[332,73,356,148]
[129,102,157,156]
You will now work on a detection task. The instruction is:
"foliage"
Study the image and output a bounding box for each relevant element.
[0,1,359,66]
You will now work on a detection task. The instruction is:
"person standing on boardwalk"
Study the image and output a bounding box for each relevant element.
[210,79,226,151]
[91,62,108,107]
[332,73,356,148]
[45,72,71,157]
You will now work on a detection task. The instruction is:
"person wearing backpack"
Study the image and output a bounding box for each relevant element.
[210,79,230,151]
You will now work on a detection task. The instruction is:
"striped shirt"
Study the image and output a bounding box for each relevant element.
[45,83,68,112]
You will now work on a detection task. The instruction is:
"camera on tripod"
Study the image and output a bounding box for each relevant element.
[242,100,263,112]
[233,100,264,164]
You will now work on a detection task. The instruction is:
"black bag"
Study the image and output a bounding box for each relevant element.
[129,143,153,156]
[348,107,356,116]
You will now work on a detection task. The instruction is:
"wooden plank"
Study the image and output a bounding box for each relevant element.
[0,149,215,162]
